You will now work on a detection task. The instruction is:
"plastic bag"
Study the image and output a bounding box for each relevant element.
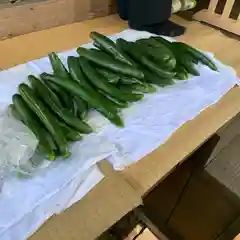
[0,115,38,190]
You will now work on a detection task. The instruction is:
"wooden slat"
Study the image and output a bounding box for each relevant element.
[208,0,219,13]
[194,10,240,36]
[237,11,240,21]
[221,0,235,19]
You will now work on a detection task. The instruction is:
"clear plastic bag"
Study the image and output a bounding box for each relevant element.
[0,115,38,190]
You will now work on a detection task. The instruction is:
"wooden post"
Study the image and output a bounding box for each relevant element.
[193,0,240,36]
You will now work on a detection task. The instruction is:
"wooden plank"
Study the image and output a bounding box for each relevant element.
[206,135,240,198]
[143,135,220,240]
[167,173,240,240]
[221,0,235,19]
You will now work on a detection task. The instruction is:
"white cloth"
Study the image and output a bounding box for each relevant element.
[0,165,103,240]
[0,29,238,239]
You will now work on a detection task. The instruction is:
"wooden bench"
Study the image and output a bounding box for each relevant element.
[194,0,240,36]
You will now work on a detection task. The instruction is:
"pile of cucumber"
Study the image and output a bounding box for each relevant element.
[9,32,218,161]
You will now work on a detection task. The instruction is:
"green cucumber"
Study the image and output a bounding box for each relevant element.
[58,121,82,142]
[172,42,218,71]
[77,47,144,79]
[48,52,71,79]
[97,68,120,84]
[117,38,175,79]
[140,65,174,86]
[170,44,200,77]
[175,66,189,80]
[29,75,92,134]
[99,89,128,108]
[79,58,143,102]
[11,97,56,160]
[41,72,118,114]
[17,90,69,158]
[19,84,69,157]
[151,36,173,49]
[177,56,200,76]
[40,73,123,127]
[135,39,176,69]
[72,96,89,119]
[97,109,124,127]
[41,75,75,111]
[127,42,175,79]
[8,104,22,120]
[120,76,143,85]
[119,83,157,93]
[67,56,92,90]
[90,31,133,65]
[71,97,79,117]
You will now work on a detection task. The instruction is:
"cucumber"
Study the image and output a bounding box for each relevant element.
[90,47,102,53]
[8,104,22,120]
[120,76,143,85]
[175,66,189,80]
[125,41,175,79]
[79,58,143,102]
[177,56,200,76]
[172,42,218,71]
[151,36,173,49]
[117,38,175,79]
[29,75,62,106]
[12,94,56,160]
[97,68,120,84]
[40,73,124,127]
[99,89,128,108]
[58,121,82,142]
[48,52,71,79]
[135,39,176,69]
[77,47,144,79]
[93,43,106,52]
[41,75,74,110]
[90,31,133,65]
[19,84,69,157]
[118,83,157,93]
[170,44,200,77]
[71,97,79,117]
[183,62,200,76]
[29,75,92,134]
[140,65,174,86]
[97,109,124,127]
[41,73,118,114]
[67,56,92,90]
[72,96,89,119]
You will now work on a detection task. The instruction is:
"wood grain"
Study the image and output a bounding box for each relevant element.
[0,0,116,39]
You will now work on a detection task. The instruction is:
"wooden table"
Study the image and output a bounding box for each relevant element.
[1,14,240,239]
